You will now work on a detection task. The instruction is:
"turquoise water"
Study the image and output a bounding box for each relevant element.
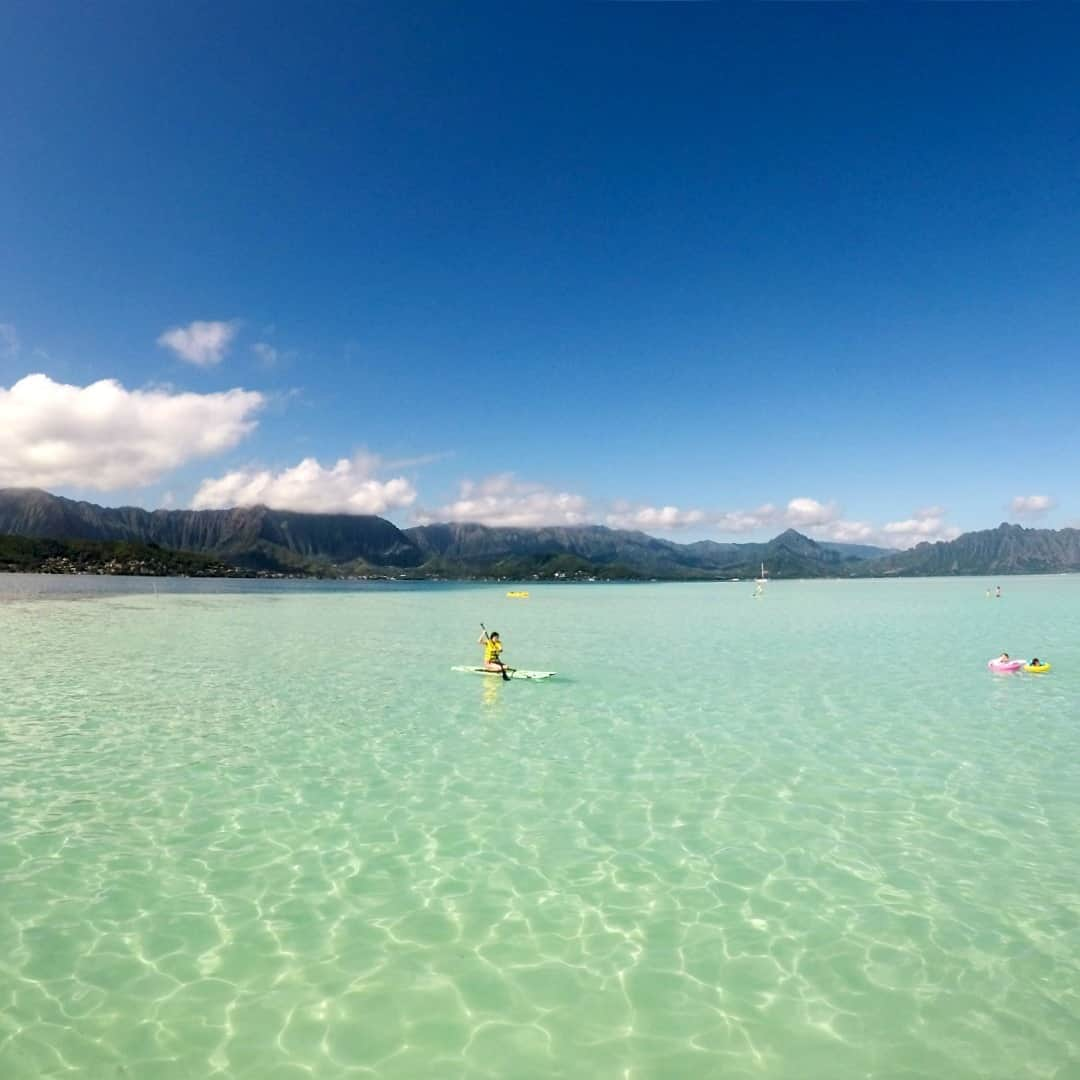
[2,575,1079,1079]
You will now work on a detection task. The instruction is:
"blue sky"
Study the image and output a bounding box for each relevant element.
[2,4,1079,547]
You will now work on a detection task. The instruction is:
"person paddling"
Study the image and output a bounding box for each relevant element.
[479,628,510,678]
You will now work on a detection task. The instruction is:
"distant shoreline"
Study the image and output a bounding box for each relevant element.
[3,568,1075,584]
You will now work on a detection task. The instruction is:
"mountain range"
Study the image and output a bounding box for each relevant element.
[0,487,421,573]
[1,488,1077,579]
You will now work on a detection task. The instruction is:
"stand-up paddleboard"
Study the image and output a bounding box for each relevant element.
[452,666,556,681]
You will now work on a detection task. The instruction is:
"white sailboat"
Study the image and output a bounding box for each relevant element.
[753,562,767,597]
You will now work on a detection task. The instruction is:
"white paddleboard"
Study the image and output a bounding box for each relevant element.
[451,666,556,681]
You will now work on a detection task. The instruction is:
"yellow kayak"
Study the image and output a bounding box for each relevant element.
[506,591,529,598]
[1024,663,1051,674]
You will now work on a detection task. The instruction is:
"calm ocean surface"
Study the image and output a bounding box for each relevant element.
[2,575,1078,1079]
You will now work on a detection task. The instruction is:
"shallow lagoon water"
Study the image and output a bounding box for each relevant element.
[1,575,1079,1078]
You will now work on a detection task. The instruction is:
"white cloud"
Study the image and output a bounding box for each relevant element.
[710,504,777,533]
[605,503,706,531]
[813,519,877,544]
[413,476,962,552]
[0,323,18,360]
[420,487,848,535]
[157,320,238,366]
[192,453,417,515]
[695,498,840,536]
[718,499,959,550]
[1010,494,1054,519]
[784,497,839,527]
[251,342,279,367]
[382,450,454,470]
[417,473,588,528]
[878,507,961,549]
[0,373,263,490]
[608,497,841,535]
[766,500,961,550]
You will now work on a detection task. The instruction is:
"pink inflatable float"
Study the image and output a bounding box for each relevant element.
[988,658,1025,672]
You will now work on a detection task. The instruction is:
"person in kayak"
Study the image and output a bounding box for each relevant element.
[479,630,507,673]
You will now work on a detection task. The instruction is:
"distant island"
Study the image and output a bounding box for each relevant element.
[1,488,1078,580]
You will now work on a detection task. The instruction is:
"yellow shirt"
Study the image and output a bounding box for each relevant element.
[484,639,502,663]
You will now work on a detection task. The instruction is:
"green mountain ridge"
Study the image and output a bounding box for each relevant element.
[862,522,1080,577]
[0,488,421,573]
[0,489,1076,579]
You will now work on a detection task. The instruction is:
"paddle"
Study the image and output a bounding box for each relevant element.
[480,622,511,681]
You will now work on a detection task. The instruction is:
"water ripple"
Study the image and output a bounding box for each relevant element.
[1,579,1079,1077]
